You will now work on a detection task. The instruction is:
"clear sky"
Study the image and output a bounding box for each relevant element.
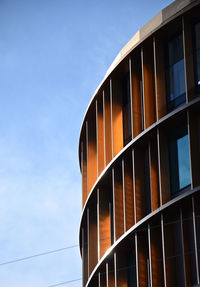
[0,0,174,286]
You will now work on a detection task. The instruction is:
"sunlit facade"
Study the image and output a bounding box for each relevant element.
[78,0,200,286]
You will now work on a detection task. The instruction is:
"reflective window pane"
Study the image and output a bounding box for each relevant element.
[166,32,186,111]
[169,125,191,195]
[177,134,191,189]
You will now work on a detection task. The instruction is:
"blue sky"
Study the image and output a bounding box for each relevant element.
[0,0,173,286]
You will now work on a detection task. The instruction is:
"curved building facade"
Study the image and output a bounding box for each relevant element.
[78,0,200,286]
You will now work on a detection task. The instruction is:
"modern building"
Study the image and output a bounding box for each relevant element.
[78,0,200,286]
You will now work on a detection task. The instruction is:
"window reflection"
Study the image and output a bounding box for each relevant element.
[166,33,186,111]
[169,124,191,195]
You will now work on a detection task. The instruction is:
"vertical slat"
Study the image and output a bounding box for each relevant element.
[107,259,115,287]
[123,151,134,230]
[81,138,88,208]
[153,34,167,120]
[103,85,112,166]
[148,224,153,287]
[114,252,117,287]
[82,227,88,287]
[149,137,160,211]
[97,188,100,261]
[157,128,170,205]
[132,148,137,224]
[111,77,123,157]
[87,208,90,278]
[99,267,107,287]
[106,263,109,287]
[137,228,149,287]
[96,100,99,176]
[129,58,134,139]
[133,146,147,222]
[96,97,105,175]
[103,90,106,168]
[131,52,143,137]
[110,78,114,159]
[141,47,146,129]
[87,110,97,193]
[112,168,116,242]
[113,165,124,240]
[142,40,156,128]
[161,214,167,287]
[88,203,98,276]
[122,158,126,232]
[86,121,89,196]
[135,232,139,287]
[150,218,164,287]
[99,187,111,258]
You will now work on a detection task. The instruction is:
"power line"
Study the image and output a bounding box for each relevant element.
[47,278,82,287]
[0,245,79,267]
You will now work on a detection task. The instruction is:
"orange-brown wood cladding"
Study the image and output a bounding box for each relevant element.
[81,135,87,208]
[131,55,143,137]
[188,110,200,188]
[88,207,98,275]
[133,148,146,222]
[137,231,149,287]
[113,166,124,240]
[182,202,197,285]
[149,139,160,211]
[99,189,111,259]
[157,129,170,205]
[103,88,112,165]
[153,34,167,120]
[150,222,164,287]
[87,117,97,194]
[124,155,134,229]
[111,79,123,157]
[97,98,105,175]
[142,42,156,128]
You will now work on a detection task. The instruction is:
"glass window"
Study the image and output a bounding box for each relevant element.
[166,32,186,111]
[169,124,191,195]
[122,73,132,146]
[194,22,200,90]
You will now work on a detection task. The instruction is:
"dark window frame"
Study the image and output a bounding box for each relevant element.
[192,18,200,93]
[165,31,186,112]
